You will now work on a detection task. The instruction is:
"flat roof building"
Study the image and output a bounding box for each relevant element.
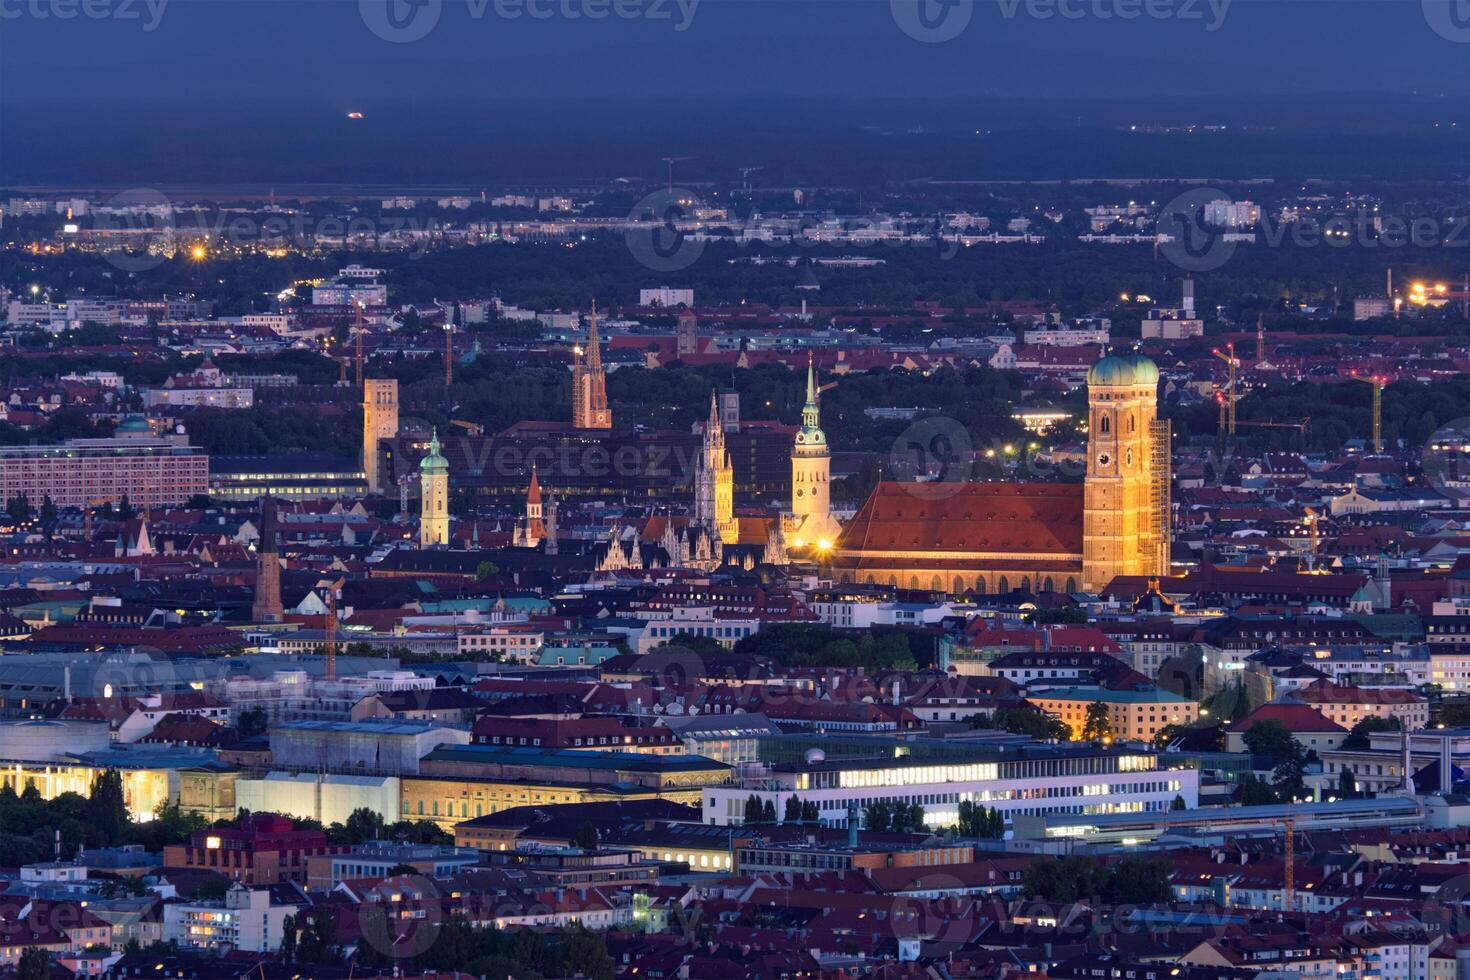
[0,434,207,508]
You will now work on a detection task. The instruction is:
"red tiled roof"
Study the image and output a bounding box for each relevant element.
[834,482,1084,557]
[1225,703,1347,734]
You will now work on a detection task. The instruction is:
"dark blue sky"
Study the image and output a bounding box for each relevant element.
[6,0,1468,100]
[4,1,1470,184]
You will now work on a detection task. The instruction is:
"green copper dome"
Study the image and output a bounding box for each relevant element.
[419,429,449,475]
[1088,353,1160,388]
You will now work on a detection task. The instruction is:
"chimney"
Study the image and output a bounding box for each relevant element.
[1399,727,1415,796]
[1442,733,1454,796]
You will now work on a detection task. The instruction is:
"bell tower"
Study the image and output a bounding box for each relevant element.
[790,355,837,549]
[418,430,450,548]
[1083,354,1163,592]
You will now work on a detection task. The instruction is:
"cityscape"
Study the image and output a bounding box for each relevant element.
[6,1,1470,979]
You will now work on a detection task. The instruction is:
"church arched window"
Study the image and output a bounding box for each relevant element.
[975,576,987,594]
[1043,576,1054,593]
[1066,577,1078,593]
[998,576,1010,593]
[954,576,966,594]
[1099,415,1110,434]
[1127,413,1135,433]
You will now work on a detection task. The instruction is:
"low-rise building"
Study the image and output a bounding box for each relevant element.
[1025,686,1198,742]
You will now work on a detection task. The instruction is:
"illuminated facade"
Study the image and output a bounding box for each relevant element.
[829,353,1170,594]
[0,436,207,509]
[0,759,171,820]
[362,378,399,494]
[693,391,736,544]
[405,746,730,831]
[1025,686,1199,742]
[785,358,839,552]
[571,305,612,429]
[418,430,450,547]
[1082,353,1169,591]
[702,744,1196,829]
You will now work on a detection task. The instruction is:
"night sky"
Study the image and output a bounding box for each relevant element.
[4,0,1470,184]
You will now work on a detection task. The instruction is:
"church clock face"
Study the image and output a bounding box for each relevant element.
[1097,452,1112,468]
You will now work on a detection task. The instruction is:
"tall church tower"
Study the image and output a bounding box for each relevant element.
[362,379,399,494]
[251,495,284,623]
[513,468,546,548]
[418,429,450,547]
[572,303,612,429]
[694,391,736,544]
[1083,354,1167,591]
[790,356,838,549]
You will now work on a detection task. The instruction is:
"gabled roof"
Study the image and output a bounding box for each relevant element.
[1225,702,1347,735]
[834,482,1084,557]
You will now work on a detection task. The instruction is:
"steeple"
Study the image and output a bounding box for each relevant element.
[418,429,450,547]
[251,495,284,622]
[788,353,838,553]
[571,300,612,429]
[799,352,824,440]
[528,467,543,513]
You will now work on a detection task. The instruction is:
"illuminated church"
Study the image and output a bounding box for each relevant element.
[828,353,1171,594]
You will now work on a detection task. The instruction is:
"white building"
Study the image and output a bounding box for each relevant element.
[630,606,762,653]
[1202,200,1260,229]
[703,744,1197,830]
[268,719,470,775]
[164,883,306,953]
[809,597,960,630]
[639,287,694,308]
[236,772,402,827]
[1023,318,1111,348]
[1142,279,1204,340]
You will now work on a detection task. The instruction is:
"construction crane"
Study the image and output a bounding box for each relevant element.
[449,419,484,437]
[1303,507,1320,568]
[1211,343,1241,437]
[1349,371,1388,454]
[322,577,346,682]
[738,166,763,192]
[1283,808,1296,911]
[661,155,695,193]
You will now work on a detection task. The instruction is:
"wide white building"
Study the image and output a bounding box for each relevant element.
[703,744,1197,830]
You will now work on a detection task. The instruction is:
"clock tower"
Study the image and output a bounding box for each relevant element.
[1083,354,1166,591]
[789,356,838,550]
